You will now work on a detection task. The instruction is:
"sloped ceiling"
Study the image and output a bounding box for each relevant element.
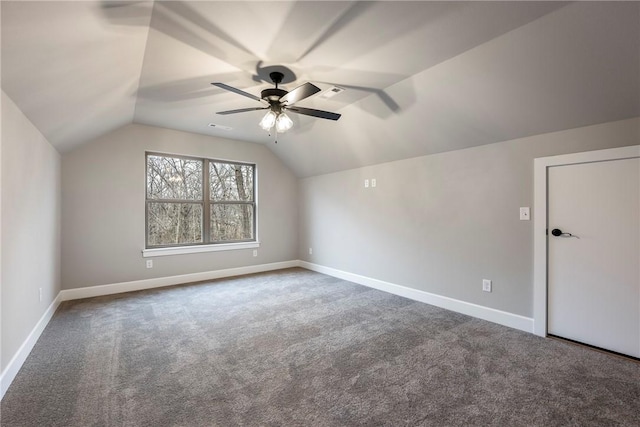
[2,1,639,177]
[1,1,153,152]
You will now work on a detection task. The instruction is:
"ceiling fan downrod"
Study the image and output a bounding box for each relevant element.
[261,72,288,105]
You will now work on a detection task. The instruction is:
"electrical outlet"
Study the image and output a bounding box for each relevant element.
[146,259,153,269]
[39,288,43,302]
[309,247,313,255]
[253,249,258,257]
[364,179,369,188]
[482,279,492,293]
[371,178,377,187]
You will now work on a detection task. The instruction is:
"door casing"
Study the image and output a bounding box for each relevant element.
[533,145,640,337]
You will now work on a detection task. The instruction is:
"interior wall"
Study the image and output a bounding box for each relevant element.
[298,118,640,318]
[61,124,298,290]
[1,91,61,372]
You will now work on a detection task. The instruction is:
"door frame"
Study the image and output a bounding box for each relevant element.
[533,145,640,337]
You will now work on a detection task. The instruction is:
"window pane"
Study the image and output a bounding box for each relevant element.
[210,162,254,202]
[147,155,203,200]
[211,204,254,241]
[147,202,203,246]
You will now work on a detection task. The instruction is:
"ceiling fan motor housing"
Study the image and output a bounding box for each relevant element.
[261,88,288,103]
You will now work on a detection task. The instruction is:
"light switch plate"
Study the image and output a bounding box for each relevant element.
[364,179,369,188]
[519,207,530,220]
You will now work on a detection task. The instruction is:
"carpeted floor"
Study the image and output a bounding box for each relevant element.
[2,268,639,426]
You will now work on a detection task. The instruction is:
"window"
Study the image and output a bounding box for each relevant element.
[146,153,255,249]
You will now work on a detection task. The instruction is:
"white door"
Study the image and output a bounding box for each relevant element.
[547,157,640,358]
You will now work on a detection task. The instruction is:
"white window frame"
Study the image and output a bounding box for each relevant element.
[142,152,259,257]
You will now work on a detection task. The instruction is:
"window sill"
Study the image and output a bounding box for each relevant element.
[142,241,260,258]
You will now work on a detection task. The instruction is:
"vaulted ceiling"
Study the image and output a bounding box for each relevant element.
[2,1,639,177]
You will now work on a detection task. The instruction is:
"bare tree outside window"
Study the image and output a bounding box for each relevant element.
[210,162,254,242]
[146,153,255,248]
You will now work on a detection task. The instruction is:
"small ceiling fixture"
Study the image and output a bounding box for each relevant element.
[208,123,232,131]
[211,71,341,136]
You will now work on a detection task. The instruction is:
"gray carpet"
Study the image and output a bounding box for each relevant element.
[2,268,639,426]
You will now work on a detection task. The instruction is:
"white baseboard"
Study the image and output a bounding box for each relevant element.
[1,260,298,401]
[59,260,299,301]
[0,293,62,400]
[298,261,534,333]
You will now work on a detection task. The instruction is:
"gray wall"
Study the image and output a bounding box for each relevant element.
[62,124,298,290]
[298,118,640,318]
[1,91,61,372]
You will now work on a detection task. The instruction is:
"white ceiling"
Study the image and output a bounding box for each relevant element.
[2,1,639,177]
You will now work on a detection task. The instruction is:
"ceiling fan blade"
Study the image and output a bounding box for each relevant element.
[211,83,265,104]
[286,106,341,121]
[216,107,268,115]
[280,82,321,105]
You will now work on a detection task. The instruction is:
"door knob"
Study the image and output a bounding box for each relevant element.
[551,228,579,238]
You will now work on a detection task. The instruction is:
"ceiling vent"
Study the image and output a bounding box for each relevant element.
[321,86,345,99]
[208,123,232,131]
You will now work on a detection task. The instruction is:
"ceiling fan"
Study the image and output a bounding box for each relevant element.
[211,71,341,134]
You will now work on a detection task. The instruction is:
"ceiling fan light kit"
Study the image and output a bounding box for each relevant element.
[259,110,277,131]
[212,70,341,138]
[275,112,293,133]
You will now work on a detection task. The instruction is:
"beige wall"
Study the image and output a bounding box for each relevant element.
[61,124,298,290]
[1,91,61,372]
[3,100,637,374]
[298,118,640,318]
